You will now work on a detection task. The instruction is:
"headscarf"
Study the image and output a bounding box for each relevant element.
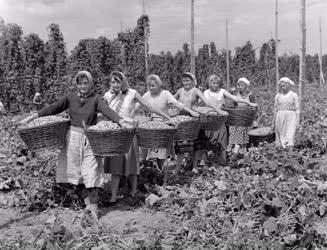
[110,71,129,93]
[73,70,94,98]
[237,77,250,86]
[279,77,295,86]
[146,74,164,88]
[182,72,197,86]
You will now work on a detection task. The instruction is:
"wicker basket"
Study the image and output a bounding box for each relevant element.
[248,127,275,146]
[175,118,201,141]
[18,119,70,151]
[196,109,227,130]
[137,126,177,148]
[85,128,136,156]
[223,107,256,127]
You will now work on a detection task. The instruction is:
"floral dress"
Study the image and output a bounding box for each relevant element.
[229,92,255,145]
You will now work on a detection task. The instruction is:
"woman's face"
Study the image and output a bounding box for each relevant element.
[182,77,193,90]
[209,78,221,92]
[148,79,161,95]
[279,81,290,92]
[77,76,92,94]
[237,81,247,92]
[110,76,122,94]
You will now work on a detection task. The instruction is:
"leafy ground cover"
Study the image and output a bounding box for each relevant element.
[0,84,327,249]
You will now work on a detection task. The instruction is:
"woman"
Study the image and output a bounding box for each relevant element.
[18,71,129,216]
[229,77,257,160]
[203,75,257,165]
[137,74,199,185]
[103,71,173,204]
[273,77,300,148]
[174,72,227,171]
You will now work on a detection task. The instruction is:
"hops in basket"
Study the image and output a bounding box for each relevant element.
[193,106,217,115]
[138,120,174,129]
[171,115,195,123]
[22,115,69,128]
[88,120,121,131]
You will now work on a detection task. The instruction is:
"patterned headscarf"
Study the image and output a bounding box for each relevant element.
[182,72,197,86]
[73,71,94,98]
[279,77,295,86]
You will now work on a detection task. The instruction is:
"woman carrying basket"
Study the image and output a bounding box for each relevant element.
[18,71,130,217]
[103,71,174,204]
[272,77,300,148]
[137,74,199,185]
[204,75,257,165]
[229,77,258,161]
[174,72,227,172]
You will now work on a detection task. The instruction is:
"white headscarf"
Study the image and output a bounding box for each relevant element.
[279,77,295,85]
[182,72,197,86]
[237,77,250,86]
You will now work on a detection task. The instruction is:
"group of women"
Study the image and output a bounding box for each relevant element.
[17,70,300,217]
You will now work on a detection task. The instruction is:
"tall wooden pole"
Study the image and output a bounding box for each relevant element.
[190,0,195,75]
[319,17,325,86]
[226,19,230,89]
[120,21,126,72]
[299,0,306,114]
[143,0,149,77]
[275,0,279,92]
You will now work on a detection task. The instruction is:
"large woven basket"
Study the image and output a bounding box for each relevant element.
[248,127,275,146]
[137,126,177,148]
[223,107,256,127]
[85,128,136,156]
[195,109,227,130]
[175,118,201,141]
[18,119,70,151]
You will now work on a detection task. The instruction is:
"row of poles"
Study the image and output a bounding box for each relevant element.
[137,0,323,115]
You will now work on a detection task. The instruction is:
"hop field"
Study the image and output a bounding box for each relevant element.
[0,84,327,249]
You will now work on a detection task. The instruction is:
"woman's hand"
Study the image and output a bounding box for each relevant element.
[249,102,258,108]
[119,118,135,129]
[189,110,200,118]
[217,109,228,116]
[166,118,177,127]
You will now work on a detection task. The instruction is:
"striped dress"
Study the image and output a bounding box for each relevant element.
[274,91,299,148]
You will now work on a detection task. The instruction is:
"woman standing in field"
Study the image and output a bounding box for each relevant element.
[18,71,130,217]
[273,77,300,148]
[138,74,199,185]
[103,71,173,204]
[229,77,257,160]
[203,75,257,165]
[174,72,227,171]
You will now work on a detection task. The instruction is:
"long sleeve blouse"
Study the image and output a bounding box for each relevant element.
[37,92,122,127]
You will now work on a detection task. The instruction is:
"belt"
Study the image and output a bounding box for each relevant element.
[70,126,85,134]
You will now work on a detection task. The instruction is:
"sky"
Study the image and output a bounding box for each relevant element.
[0,0,326,56]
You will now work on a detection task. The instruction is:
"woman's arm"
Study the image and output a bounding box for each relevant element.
[134,92,171,120]
[166,91,199,117]
[223,90,257,107]
[174,89,181,100]
[97,97,124,126]
[196,89,228,116]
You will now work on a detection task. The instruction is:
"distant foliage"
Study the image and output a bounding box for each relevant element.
[0,16,326,113]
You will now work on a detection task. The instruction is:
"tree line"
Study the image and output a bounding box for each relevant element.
[0,15,326,113]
